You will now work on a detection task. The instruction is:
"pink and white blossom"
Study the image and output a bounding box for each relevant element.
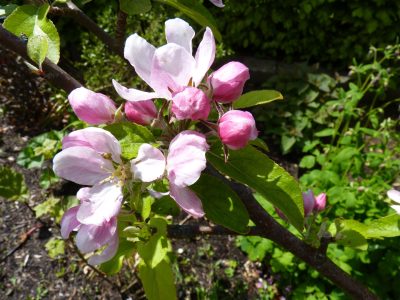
[388,189,400,213]
[172,87,211,120]
[314,193,327,212]
[209,0,224,7]
[68,87,117,125]
[112,18,215,102]
[208,61,250,103]
[61,205,118,265]
[218,110,258,150]
[125,100,158,125]
[302,190,315,217]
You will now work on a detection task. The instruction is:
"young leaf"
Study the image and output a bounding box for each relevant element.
[27,34,48,69]
[155,0,222,41]
[138,258,177,300]
[120,0,152,15]
[233,90,283,109]
[191,174,250,234]
[0,166,28,201]
[104,122,155,159]
[207,144,304,232]
[3,4,60,64]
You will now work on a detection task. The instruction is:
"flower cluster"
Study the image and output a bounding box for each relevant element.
[54,18,257,264]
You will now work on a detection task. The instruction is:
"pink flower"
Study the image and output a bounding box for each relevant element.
[53,128,124,226]
[302,190,315,217]
[218,110,258,150]
[68,87,116,125]
[208,61,250,103]
[61,205,118,265]
[388,189,400,213]
[209,0,224,7]
[125,100,157,125]
[131,131,209,217]
[112,18,215,102]
[172,87,211,120]
[314,193,327,212]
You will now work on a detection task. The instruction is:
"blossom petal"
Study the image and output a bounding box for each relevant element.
[62,127,121,163]
[112,79,158,102]
[124,33,155,86]
[167,131,209,187]
[53,146,113,186]
[391,205,400,214]
[165,18,195,54]
[76,218,117,253]
[88,233,119,265]
[388,189,400,204]
[169,184,204,218]
[131,144,166,182]
[193,27,215,86]
[150,43,195,96]
[209,0,224,7]
[77,182,123,226]
[60,206,81,239]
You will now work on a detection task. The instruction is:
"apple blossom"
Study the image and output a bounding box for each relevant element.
[171,87,211,120]
[125,100,157,125]
[314,193,327,212]
[209,61,250,103]
[68,87,117,125]
[302,190,315,217]
[112,18,215,102]
[387,189,400,213]
[218,110,258,150]
[60,205,118,265]
[209,0,224,7]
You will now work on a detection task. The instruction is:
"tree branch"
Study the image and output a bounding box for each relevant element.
[0,26,82,93]
[50,1,124,57]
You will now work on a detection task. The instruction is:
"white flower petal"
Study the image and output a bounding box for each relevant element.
[76,218,117,253]
[388,189,400,204]
[88,233,119,265]
[391,205,400,214]
[112,79,158,102]
[131,144,166,182]
[53,146,113,186]
[62,127,122,163]
[124,33,156,86]
[193,27,215,86]
[169,184,204,218]
[165,18,195,54]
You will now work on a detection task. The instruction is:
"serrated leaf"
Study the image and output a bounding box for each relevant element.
[138,258,177,300]
[233,90,283,109]
[34,196,60,218]
[207,144,304,232]
[120,0,152,14]
[27,34,48,69]
[191,174,249,234]
[3,4,60,64]
[156,0,221,41]
[0,166,28,201]
[45,238,65,258]
[104,122,155,159]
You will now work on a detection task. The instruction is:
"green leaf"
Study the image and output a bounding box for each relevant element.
[155,0,221,41]
[152,196,180,216]
[299,155,316,169]
[281,135,296,154]
[34,196,60,218]
[0,166,28,201]
[191,174,249,234]
[120,0,152,14]
[207,144,304,231]
[137,218,170,268]
[45,238,65,258]
[99,239,135,274]
[335,230,368,250]
[314,128,335,137]
[338,215,400,239]
[0,4,18,17]
[27,34,48,69]
[39,168,60,189]
[249,138,269,152]
[233,90,283,109]
[138,258,177,300]
[3,4,60,64]
[104,122,155,159]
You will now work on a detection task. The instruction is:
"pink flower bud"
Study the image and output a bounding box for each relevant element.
[314,193,327,212]
[218,110,258,150]
[125,100,157,125]
[302,190,315,217]
[208,61,250,103]
[171,87,211,120]
[68,87,116,125]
